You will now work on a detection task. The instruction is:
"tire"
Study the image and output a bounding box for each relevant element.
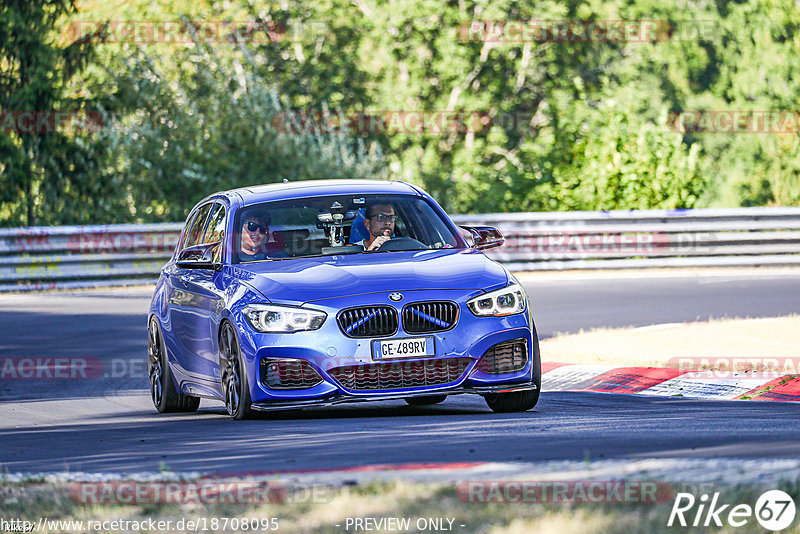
[219,321,254,420]
[405,395,447,406]
[147,317,200,413]
[484,327,542,413]
[484,389,539,413]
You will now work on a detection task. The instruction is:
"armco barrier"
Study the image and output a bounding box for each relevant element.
[1,208,799,291]
[453,207,800,271]
[0,223,182,292]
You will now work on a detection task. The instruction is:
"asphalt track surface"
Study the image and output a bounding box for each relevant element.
[1,269,799,474]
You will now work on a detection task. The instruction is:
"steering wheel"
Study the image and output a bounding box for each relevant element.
[372,236,428,251]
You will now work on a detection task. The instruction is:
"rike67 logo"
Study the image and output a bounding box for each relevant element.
[668,490,796,531]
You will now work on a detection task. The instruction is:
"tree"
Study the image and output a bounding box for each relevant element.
[92,40,386,222]
[0,0,101,226]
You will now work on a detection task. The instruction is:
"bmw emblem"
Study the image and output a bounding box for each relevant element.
[389,292,404,302]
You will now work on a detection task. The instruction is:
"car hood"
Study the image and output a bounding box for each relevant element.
[232,249,508,304]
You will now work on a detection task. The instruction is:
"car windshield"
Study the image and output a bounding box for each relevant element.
[235,194,465,262]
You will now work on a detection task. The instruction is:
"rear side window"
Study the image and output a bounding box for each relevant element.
[204,203,227,262]
[176,210,198,256]
[182,203,214,251]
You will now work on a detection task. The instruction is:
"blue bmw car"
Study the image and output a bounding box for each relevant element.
[148,180,540,419]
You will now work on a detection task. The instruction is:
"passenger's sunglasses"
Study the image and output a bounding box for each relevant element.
[244,221,267,233]
[371,213,397,223]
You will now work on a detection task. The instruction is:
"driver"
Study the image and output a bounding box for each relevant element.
[360,202,396,251]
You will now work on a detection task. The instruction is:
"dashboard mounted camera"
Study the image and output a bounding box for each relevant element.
[316,200,358,247]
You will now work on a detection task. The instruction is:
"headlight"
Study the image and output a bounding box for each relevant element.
[242,304,327,333]
[467,284,527,317]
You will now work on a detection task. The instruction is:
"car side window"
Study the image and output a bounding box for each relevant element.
[204,203,226,262]
[176,210,198,256]
[182,203,214,251]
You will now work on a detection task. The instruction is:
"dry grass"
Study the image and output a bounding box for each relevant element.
[4,479,800,534]
[540,315,800,367]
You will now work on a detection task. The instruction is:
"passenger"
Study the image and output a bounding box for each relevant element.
[239,213,269,261]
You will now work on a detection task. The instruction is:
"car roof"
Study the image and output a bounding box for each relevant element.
[227,179,423,205]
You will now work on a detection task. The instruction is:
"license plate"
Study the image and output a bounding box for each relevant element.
[372,337,435,360]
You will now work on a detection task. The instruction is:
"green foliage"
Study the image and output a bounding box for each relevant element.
[91,42,385,222]
[1,0,799,227]
[0,0,101,226]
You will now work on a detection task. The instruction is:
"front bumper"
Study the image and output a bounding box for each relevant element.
[235,289,536,405]
[249,382,538,411]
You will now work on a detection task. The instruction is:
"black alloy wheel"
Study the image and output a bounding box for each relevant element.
[219,322,254,420]
[147,317,200,413]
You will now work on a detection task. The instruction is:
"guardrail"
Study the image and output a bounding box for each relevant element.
[0,223,182,292]
[1,207,799,291]
[453,207,800,271]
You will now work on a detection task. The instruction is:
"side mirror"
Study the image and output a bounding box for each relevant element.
[176,241,222,269]
[460,226,505,251]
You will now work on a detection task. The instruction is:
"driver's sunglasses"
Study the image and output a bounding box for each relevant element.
[371,213,397,223]
[244,221,267,233]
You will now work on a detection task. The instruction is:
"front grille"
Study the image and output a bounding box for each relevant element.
[329,357,472,391]
[476,339,528,374]
[260,358,323,390]
[402,301,459,333]
[337,306,398,338]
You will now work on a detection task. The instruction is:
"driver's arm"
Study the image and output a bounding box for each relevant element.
[366,231,392,251]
